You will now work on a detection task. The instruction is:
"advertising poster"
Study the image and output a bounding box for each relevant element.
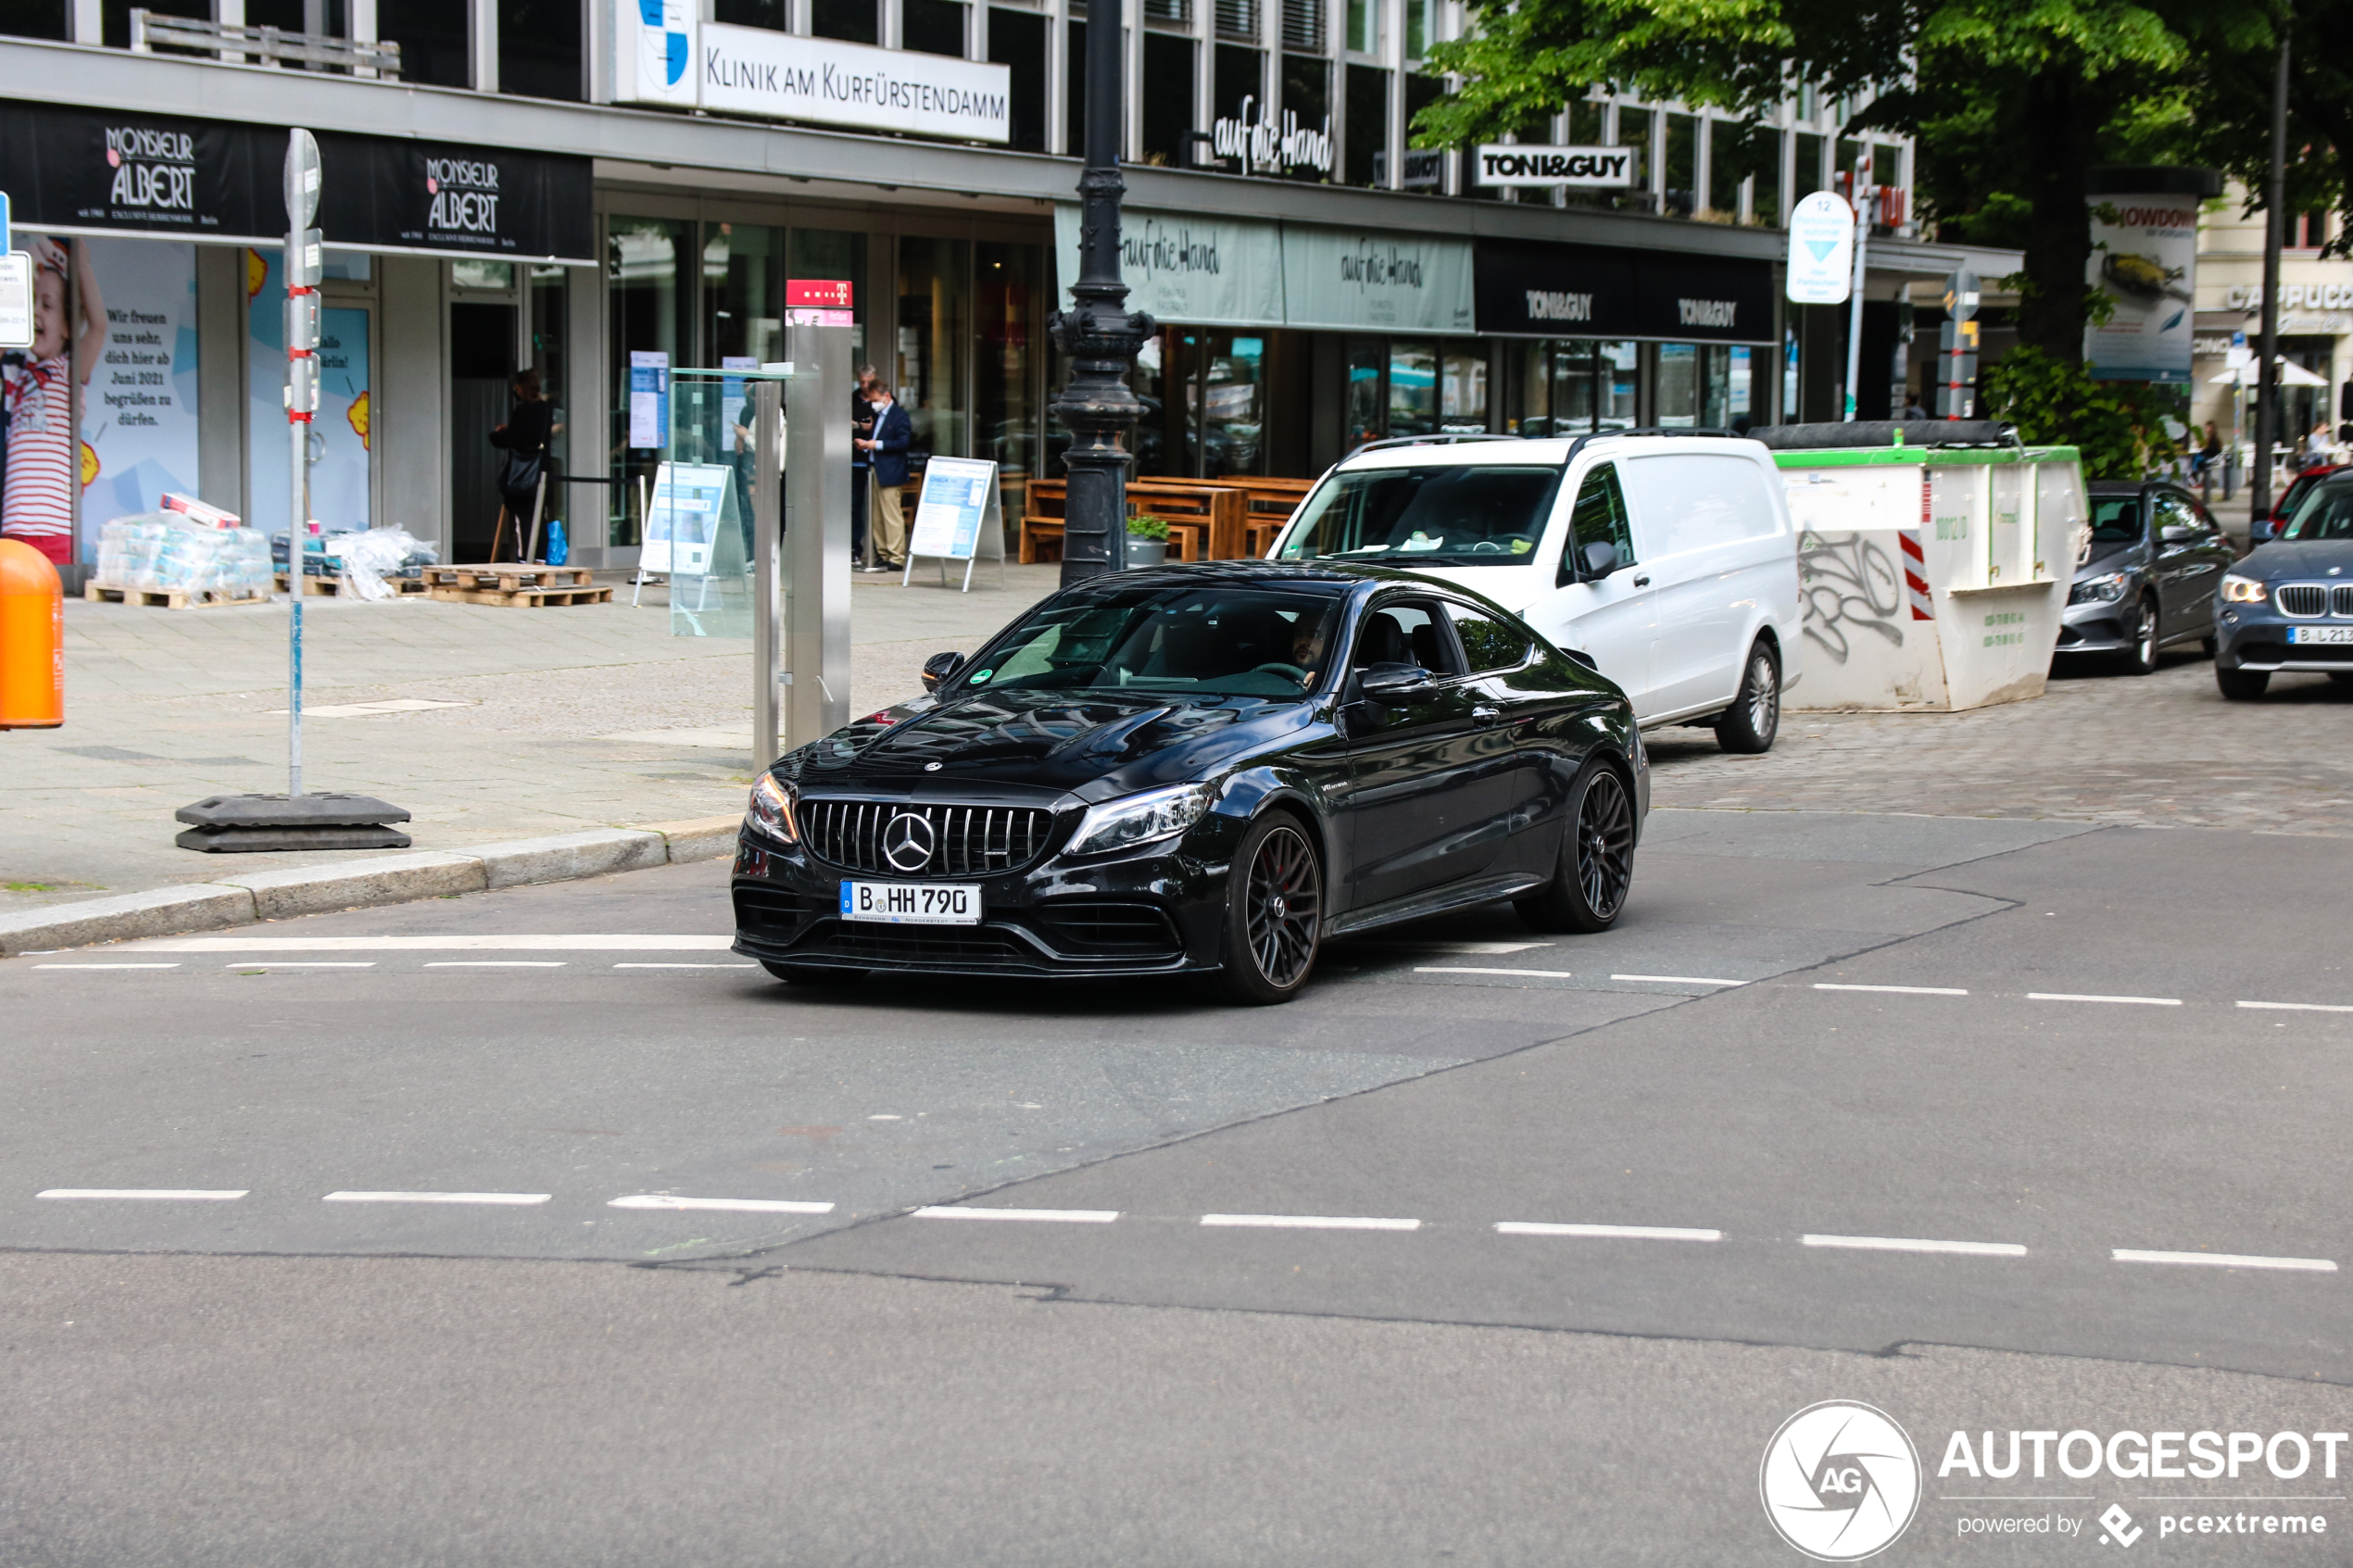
[0,235,102,565]
[246,245,372,532]
[77,237,204,558]
[2084,195,2197,383]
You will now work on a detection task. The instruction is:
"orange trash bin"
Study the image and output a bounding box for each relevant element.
[0,537,65,729]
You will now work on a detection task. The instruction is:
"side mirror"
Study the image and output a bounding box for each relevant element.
[920,651,965,692]
[2159,524,2196,545]
[1356,661,1438,703]
[1581,539,1621,579]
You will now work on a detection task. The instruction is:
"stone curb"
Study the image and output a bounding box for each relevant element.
[0,813,746,957]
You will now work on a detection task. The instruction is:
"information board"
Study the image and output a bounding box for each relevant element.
[902,456,1004,592]
[643,461,732,575]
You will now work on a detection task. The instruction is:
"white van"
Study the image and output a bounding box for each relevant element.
[1268,433,1801,752]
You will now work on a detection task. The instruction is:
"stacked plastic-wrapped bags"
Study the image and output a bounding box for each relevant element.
[96,511,273,600]
[325,527,438,601]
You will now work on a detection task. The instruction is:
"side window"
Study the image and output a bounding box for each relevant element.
[2153,493,2201,539]
[1446,604,1532,672]
[1560,463,1635,585]
[1617,453,1783,558]
[1353,600,1465,677]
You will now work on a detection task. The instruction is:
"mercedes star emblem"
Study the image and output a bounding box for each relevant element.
[882,811,936,872]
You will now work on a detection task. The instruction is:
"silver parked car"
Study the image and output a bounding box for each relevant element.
[2055,482,2236,673]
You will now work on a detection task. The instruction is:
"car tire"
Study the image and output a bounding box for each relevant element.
[1202,810,1322,1006]
[1515,760,1636,935]
[2216,667,2270,701]
[760,960,868,985]
[2330,671,2353,687]
[1714,640,1780,754]
[2120,598,2160,675]
[2201,635,2219,658]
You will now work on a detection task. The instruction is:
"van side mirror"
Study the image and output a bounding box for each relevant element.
[1581,540,1621,579]
[921,651,965,692]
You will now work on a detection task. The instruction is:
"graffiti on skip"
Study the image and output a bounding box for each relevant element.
[1799,531,1904,664]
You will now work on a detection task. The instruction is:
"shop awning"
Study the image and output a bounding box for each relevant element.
[2207,358,2328,388]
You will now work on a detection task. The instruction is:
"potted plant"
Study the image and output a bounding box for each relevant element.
[1126,513,1169,568]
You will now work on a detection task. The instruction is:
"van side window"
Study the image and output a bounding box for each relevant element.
[1560,464,1635,586]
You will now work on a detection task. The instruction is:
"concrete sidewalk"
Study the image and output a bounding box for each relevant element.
[5,565,1063,913]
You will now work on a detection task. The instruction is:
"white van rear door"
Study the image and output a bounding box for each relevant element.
[1619,450,1788,719]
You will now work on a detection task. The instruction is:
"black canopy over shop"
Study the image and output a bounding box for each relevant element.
[1474,238,1776,345]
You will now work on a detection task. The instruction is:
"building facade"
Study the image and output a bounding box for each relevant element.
[0,0,2019,575]
[2193,189,2349,460]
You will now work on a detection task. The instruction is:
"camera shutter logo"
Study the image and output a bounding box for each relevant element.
[1760,1401,1922,1561]
[883,812,936,872]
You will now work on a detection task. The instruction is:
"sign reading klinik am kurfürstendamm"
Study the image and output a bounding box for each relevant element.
[615,0,1012,143]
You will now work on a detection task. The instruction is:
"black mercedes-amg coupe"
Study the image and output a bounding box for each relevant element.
[731,561,1648,1004]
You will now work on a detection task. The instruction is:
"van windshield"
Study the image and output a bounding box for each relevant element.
[1277,465,1562,567]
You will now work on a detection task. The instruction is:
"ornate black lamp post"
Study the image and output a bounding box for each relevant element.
[1049,0,1154,584]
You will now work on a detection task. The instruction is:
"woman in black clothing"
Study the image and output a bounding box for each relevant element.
[488,369,557,559]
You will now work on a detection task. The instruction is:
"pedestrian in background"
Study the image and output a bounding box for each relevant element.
[859,382,912,571]
[488,369,558,560]
[850,363,881,571]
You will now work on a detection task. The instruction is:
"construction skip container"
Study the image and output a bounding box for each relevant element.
[1753,422,2090,712]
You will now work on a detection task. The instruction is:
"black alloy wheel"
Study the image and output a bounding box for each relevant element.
[1516,761,1635,934]
[1715,641,1780,754]
[2121,598,2160,676]
[1206,813,1322,1005]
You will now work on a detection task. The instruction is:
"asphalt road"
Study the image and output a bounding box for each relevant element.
[4,808,2348,1565]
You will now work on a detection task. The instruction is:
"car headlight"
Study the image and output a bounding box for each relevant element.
[746,771,800,844]
[1065,783,1213,858]
[2069,571,2128,605]
[2220,573,2269,604]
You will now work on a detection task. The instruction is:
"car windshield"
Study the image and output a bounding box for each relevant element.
[954,585,1346,699]
[2284,483,2353,542]
[1277,464,1562,567]
[2088,496,2142,543]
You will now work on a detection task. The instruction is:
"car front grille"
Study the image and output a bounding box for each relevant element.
[2338,585,2353,618]
[800,921,1038,969]
[733,883,814,935]
[2277,583,2331,617]
[799,799,1057,878]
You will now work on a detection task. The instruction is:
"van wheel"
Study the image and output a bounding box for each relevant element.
[1714,642,1780,754]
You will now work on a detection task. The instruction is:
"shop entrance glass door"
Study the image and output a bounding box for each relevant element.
[450,300,519,561]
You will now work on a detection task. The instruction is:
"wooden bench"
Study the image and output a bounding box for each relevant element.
[1227,477,1318,558]
[1020,479,1247,564]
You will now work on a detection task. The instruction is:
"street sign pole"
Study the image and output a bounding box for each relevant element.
[283,130,321,797]
[1940,268,1980,420]
[1843,152,1874,421]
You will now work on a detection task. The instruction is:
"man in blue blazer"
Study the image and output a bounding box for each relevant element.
[858,383,913,570]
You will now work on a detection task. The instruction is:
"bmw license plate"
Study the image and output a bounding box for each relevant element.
[2289,626,2353,645]
[839,881,982,925]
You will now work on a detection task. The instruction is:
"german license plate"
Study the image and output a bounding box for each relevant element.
[839,881,982,925]
[2289,625,2353,645]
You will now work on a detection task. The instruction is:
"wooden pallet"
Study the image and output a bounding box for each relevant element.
[274,571,430,597]
[419,563,608,608]
[84,581,271,610]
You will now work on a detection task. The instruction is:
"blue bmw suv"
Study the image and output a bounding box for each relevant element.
[2213,471,2353,700]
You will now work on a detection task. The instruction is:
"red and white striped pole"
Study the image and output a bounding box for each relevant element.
[283,130,321,797]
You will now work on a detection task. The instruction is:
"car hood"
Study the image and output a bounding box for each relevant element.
[786,687,1312,798]
[2076,540,2143,580]
[2238,539,2353,580]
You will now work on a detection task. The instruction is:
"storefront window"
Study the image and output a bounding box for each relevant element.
[990,8,1049,152]
[1344,65,1387,188]
[499,0,583,99]
[1345,338,1383,449]
[1441,348,1486,433]
[976,242,1042,534]
[529,265,568,483]
[1655,343,1697,426]
[1604,342,1637,427]
[897,237,970,468]
[608,216,692,546]
[1202,334,1267,476]
[376,0,468,87]
[704,222,785,368]
[1142,34,1197,167]
[1387,341,1435,439]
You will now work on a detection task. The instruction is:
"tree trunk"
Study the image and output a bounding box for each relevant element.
[2015,65,2107,362]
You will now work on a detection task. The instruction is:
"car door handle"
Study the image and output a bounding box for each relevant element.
[1472,705,1503,725]
[1631,574,1651,587]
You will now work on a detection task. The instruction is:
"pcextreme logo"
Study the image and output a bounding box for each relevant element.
[1762,1401,1924,1561]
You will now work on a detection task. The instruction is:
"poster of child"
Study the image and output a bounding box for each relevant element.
[0,237,104,565]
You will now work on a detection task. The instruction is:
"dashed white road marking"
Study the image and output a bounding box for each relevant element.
[1200,1213,1421,1231]
[2028,992,2181,1007]
[422,960,567,969]
[1414,966,1576,980]
[609,1195,834,1214]
[38,1188,247,1201]
[912,1206,1121,1223]
[612,962,758,969]
[2112,1248,2337,1273]
[1612,973,1746,987]
[1496,1221,1721,1242]
[2236,999,2353,1014]
[1803,1234,2028,1258]
[1360,939,1553,956]
[223,961,376,969]
[34,962,179,970]
[143,935,734,952]
[322,1191,552,1206]
[1814,983,1969,996]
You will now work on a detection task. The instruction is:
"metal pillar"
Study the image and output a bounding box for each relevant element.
[2251,33,2289,521]
[786,322,853,748]
[751,377,783,766]
[1048,0,1151,584]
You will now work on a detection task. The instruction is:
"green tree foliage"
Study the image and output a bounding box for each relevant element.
[1982,345,2183,478]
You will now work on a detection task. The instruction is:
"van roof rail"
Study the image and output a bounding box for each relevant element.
[1345,433,1526,456]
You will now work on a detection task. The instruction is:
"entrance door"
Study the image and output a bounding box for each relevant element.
[450,301,518,562]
